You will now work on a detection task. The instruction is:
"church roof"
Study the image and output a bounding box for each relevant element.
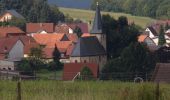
[71,36,106,57]
[90,2,103,34]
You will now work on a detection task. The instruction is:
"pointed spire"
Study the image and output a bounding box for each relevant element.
[91,2,102,34]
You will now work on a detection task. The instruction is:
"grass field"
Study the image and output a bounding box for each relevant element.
[1,81,170,100]
[59,7,156,29]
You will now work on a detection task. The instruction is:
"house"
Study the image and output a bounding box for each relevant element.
[138,34,156,46]
[145,27,158,39]
[0,37,24,61]
[26,23,54,35]
[152,63,170,83]
[32,33,77,63]
[63,63,98,81]
[55,23,88,34]
[0,26,25,38]
[0,10,24,22]
[16,36,39,58]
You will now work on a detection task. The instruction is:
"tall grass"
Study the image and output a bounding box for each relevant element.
[0,81,170,100]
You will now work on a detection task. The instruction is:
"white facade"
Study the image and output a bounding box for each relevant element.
[145,28,155,39]
[0,60,14,70]
[8,40,24,61]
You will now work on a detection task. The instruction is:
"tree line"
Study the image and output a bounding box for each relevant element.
[0,0,65,23]
[91,0,170,19]
[101,15,156,79]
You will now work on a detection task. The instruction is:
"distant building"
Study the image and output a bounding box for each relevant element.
[55,23,88,34]
[26,23,54,35]
[0,10,24,22]
[0,26,25,38]
[70,36,106,70]
[0,37,24,62]
[63,63,98,81]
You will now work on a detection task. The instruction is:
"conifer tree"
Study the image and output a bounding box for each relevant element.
[158,25,166,46]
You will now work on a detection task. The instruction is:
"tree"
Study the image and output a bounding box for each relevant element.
[80,66,94,80]
[102,42,156,80]
[102,15,139,59]
[53,44,60,63]
[73,26,83,38]
[158,25,166,46]
[48,44,63,71]
[29,46,45,73]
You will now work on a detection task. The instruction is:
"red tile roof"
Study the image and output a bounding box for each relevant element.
[42,48,54,59]
[63,63,98,81]
[0,26,25,37]
[55,23,89,33]
[66,34,78,43]
[66,44,75,56]
[138,34,148,42]
[81,33,91,37]
[0,37,20,54]
[14,36,39,54]
[55,24,70,33]
[32,34,65,45]
[26,23,54,33]
[67,23,89,33]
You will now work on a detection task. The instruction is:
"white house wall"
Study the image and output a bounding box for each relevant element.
[8,40,24,61]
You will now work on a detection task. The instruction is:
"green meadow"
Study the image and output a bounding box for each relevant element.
[59,7,156,29]
[0,81,170,100]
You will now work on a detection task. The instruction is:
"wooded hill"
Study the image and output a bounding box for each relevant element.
[91,0,170,19]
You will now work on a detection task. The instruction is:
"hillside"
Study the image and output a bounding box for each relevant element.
[59,7,156,29]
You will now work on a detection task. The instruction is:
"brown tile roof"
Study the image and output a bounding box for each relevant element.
[0,26,25,37]
[138,34,148,42]
[32,34,65,45]
[152,63,170,83]
[26,23,54,33]
[63,63,98,81]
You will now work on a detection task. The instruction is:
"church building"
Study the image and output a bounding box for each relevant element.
[70,2,107,70]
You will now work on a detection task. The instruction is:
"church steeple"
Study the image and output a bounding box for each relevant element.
[91,2,102,34]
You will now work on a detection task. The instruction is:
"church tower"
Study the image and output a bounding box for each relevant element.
[91,2,106,50]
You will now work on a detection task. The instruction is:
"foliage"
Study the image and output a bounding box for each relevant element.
[102,15,139,59]
[102,42,156,77]
[47,61,63,71]
[91,0,170,19]
[17,58,32,72]
[29,47,46,72]
[158,25,166,46]
[73,26,83,38]
[0,0,65,23]
[48,44,63,71]
[80,66,94,80]
[52,44,60,63]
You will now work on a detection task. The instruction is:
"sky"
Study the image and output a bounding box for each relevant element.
[48,0,92,9]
